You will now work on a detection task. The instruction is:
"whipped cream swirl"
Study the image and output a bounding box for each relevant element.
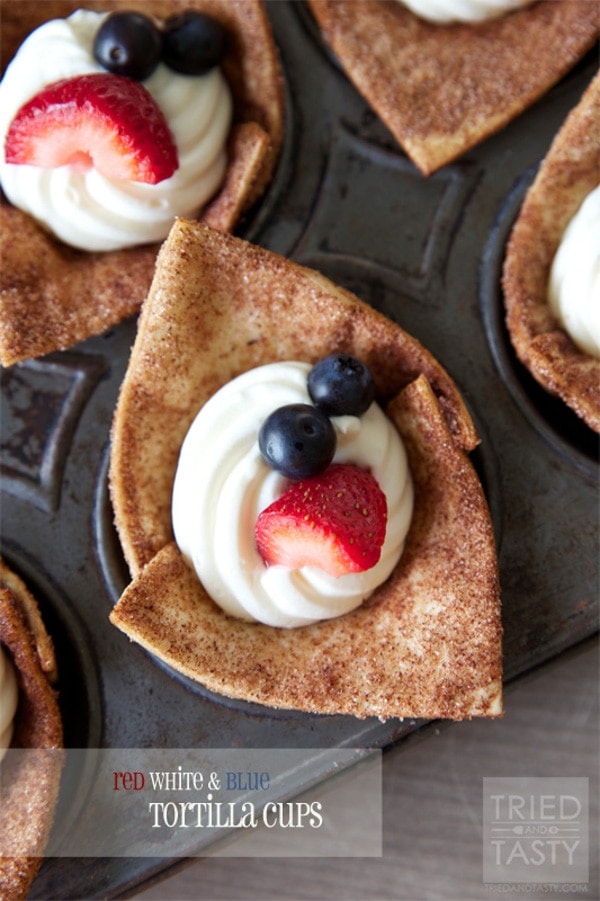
[0,646,18,762]
[548,186,600,359]
[172,362,414,629]
[397,0,533,24]
[0,10,232,252]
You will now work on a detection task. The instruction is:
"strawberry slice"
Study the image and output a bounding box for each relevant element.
[255,463,387,577]
[5,73,178,184]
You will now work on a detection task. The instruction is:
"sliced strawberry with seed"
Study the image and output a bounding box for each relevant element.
[255,463,387,578]
[5,73,178,184]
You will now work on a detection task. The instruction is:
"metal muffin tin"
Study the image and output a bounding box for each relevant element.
[1,2,598,897]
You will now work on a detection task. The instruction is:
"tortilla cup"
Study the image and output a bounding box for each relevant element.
[307,0,599,175]
[0,0,284,366]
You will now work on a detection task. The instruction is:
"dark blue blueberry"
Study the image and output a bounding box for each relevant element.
[93,12,163,81]
[258,404,336,479]
[162,11,227,75]
[307,354,376,417]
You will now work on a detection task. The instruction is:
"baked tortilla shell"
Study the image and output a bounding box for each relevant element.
[0,559,64,901]
[0,0,284,366]
[502,72,600,431]
[109,219,502,720]
[111,375,502,720]
[307,0,599,175]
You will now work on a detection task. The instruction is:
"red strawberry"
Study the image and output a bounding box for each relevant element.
[5,73,178,184]
[255,463,387,578]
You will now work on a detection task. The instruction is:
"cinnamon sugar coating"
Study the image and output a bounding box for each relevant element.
[502,73,600,431]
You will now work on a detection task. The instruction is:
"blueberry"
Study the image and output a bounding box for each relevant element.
[162,11,227,75]
[307,354,376,417]
[258,404,336,479]
[93,12,163,81]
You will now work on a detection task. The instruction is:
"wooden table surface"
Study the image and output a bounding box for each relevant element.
[129,635,598,901]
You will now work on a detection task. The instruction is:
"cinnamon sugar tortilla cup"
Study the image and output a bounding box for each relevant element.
[307,0,599,176]
[108,219,503,721]
[0,0,284,366]
[502,72,600,432]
